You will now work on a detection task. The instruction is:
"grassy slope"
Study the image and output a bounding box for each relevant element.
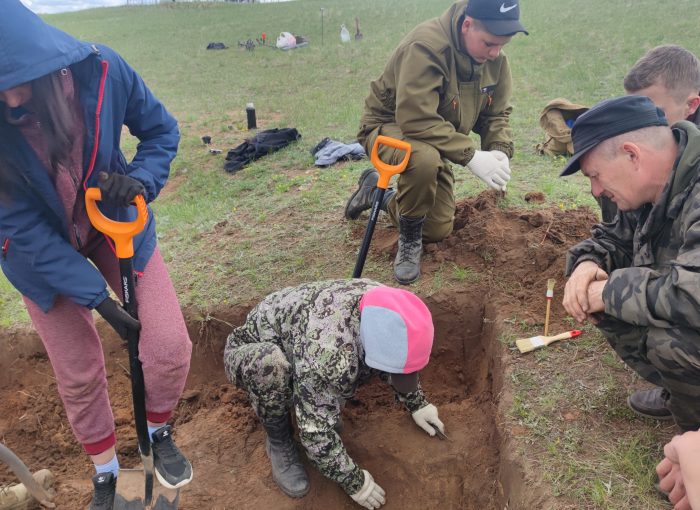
[2,0,698,507]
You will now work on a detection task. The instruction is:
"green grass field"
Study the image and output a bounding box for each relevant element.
[2,0,698,507]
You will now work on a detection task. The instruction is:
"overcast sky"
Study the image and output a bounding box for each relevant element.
[21,0,127,14]
[21,0,291,14]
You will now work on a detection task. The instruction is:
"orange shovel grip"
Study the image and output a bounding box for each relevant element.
[85,188,148,259]
[371,135,412,189]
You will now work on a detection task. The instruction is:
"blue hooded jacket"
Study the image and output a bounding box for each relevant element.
[0,1,179,312]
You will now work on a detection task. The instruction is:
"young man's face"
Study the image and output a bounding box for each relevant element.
[630,83,700,124]
[461,18,512,64]
[0,83,32,108]
[580,147,650,211]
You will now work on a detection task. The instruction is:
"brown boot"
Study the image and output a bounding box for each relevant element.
[627,388,673,420]
[344,168,378,220]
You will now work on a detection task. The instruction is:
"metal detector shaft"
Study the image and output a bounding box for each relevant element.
[352,188,385,278]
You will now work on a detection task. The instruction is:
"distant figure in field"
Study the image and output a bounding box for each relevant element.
[561,95,700,432]
[597,45,700,223]
[345,0,527,285]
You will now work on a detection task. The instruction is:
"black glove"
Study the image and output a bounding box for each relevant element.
[95,296,141,340]
[97,171,145,208]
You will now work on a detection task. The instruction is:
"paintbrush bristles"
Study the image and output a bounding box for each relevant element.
[547,278,556,291]
[516,337,541,353]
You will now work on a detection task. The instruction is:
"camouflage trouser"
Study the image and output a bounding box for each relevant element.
[359,124,456,243]
[224,336,293,423]
[596,315,700,431]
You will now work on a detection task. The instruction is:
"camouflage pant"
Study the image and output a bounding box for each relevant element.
[596,315,700,431]
[224,335,293,423]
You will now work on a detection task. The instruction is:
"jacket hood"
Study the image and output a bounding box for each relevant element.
[439,0,469,58]
[670,121,700,198]
[0,0,94,91]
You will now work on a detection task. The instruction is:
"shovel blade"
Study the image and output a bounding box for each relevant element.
[114,469,179,510]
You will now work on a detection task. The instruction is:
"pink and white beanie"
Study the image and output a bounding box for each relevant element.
[358,286,434,374]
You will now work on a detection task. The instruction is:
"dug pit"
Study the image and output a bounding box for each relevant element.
[0,191,597,509]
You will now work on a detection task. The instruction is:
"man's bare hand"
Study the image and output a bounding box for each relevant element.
[563,261,608,322]
[657,431,700,510]
[586,280,606,315]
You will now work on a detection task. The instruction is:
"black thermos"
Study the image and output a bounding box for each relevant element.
[246,102,257,130]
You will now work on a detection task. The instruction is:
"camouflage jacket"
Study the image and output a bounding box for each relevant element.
[566,122,700,329]
[358,0,514,167]
[232,279,429,495]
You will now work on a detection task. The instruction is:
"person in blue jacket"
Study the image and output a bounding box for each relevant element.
[0,2,193,508]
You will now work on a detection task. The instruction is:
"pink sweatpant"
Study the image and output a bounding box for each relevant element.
[24,238,192,455]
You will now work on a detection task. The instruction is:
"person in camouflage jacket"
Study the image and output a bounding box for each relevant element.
[344,0,528,286]
[223,279,443,509]
[561,95,700,432]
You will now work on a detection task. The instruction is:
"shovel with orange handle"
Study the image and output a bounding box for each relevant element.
[352,135,411,278]
[85,188,155,507]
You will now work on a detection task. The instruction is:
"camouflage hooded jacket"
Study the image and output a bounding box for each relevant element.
[358,0,514,167]
[226,279,429,495]
[566,122,700,329]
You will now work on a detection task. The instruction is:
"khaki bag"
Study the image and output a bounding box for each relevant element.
[535,98,589,156]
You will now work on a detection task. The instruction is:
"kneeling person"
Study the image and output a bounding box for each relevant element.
[561,95,700,431]
[223,279,443,508]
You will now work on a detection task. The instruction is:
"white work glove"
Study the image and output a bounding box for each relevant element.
[466,150,511,191]
[490,149,510,168]
[412,403,445,437]
[350,469,386,509]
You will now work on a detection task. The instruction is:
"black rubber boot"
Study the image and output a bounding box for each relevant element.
[394,215,425,285]
[627,387,673,420]
[263,415,310,498]
[344,168,378,219]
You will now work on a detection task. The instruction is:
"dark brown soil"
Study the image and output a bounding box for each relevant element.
[0,190,596,509]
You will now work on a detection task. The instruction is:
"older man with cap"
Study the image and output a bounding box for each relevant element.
[223,279,442,509]
[561,95,700,432]
[345,0,527,285]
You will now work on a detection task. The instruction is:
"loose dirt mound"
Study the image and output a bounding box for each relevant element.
[0,191,597,509]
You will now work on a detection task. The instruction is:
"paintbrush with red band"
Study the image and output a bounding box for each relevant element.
[516,330,582,354]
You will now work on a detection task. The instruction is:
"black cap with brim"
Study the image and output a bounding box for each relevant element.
[464,0,528,36]
[390,372,419,394]
[560,95,669,176]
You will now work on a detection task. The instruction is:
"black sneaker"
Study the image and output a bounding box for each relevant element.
[89,472,116,510]
[627,387,674,420]
[151,425,193,489]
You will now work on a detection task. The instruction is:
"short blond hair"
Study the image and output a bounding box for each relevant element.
[624,45,700,102]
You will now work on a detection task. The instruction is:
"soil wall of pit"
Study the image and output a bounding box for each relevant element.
[0,287,518,509]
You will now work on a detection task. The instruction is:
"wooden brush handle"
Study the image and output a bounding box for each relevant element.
[544,330,580,344]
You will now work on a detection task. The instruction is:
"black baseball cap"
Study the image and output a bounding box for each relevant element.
[560,95,669,176]
[464,0,529,36]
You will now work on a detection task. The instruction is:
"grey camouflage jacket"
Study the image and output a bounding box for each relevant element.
[228,279,429,494]
[566,122,700,329]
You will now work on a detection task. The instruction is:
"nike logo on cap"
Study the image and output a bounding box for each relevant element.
[500,3,517,13]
